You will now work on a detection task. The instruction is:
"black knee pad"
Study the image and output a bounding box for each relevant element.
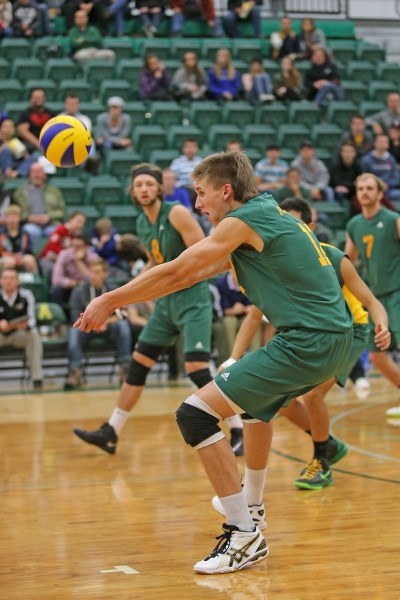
[135,340,164,361]
[176,402,221,447]
[188,368,212,388]
[126,358,150,386]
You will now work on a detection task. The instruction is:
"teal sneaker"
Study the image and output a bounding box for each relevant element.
[327,437,349,465]
[294,458,333,490]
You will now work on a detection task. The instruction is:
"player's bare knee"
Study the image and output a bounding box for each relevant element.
[176,394,225,449]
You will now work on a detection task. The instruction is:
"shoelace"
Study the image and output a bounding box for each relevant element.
[302,458,323,480]
[207,529,233,559]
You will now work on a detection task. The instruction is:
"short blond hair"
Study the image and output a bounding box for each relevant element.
[355,172,386,193]
[5,205,21,216]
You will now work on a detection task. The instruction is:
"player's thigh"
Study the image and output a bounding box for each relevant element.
[138,305,179,348]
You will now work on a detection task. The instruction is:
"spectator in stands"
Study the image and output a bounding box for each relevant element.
[136,0,167,37]
[138,54,171,101]
[214,269,262,354]
[297,17,326,60]
[388,122,400,165]
[113,232,147,280]
[95,97,132,151]
[62,0,115,34]
[51,233,96,305]
[64,257,131,390]
[68,9,116,63]
[365,91,400,135]
[90,217,119,267]
[162,168,193,209]
[291,140,334,201]
[225,139,242,153]
[0,0,13,37]
[0,267,43,388]
[274,167,312,202]
[125,301,154,351]
[17,89,55,154]
[169,137,202,188]
[254,144,289,193]
[0,119,35,178]
[222,0,262,39]
[270,15,300,61]
[207,47,241,102]
[0,144,13,181]
[170,0,216,37]
[340,114,374,158]
[104,0,129,36]
[14,162,66,240]
[305,47,344,107]
[242,58,274,104]
[310,205,333,243]
[273,56,303,103]
[361,134,400,201]
[12,0,43,37]
[40,211,86,277]
[171,51,208,101]
[329,142,363,205]
[0,205,38,273]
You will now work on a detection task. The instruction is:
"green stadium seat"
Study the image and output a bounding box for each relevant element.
[11,58,44,83]
[279,147,296,163]
[295,60,312,79]
[262,59,280,77]
[327,40,358,64]
[346,60,376,85]
[18,273,48,302]
[25,79,57,102]
[0,58,9,79]
[314,148,333,166]
[222,102,257,127]
[170,39,202,61]
[167,125,203,150]
[261,19,283,37]
[82,60,116,96]
[3,101,28,123]
[232,39,264,61]
[52,14,67,35]
[148,149,180,169]
[48,177,85,205]
[32,36,70,60]
[207,125,242,151]
[104,150,142,179]
[99,80,132,105]
[2,178,26,195]
[368,81,397,103]
[104,205,140,234]
[58,80,92,102]
[326,101,358,129]
[67,205,100,229]
[182,19,212,37]
[359,101,386,118]
[315,20,355,39]
[311,124,343,153]
[140,39,171,60]
[84,175,123,209]
[375,62,400,83]
[0,38,31,61]
[0,80,23,105]
[243,125,276,153]
[341,80,368,105]
[243,147,263,165]
[188,101,222,129]
[356,42,386,64]
[147,101,184,127]
[277,124,309,151]
[162,59,181,76]
[115,58,143,90]
[77,102,106,125]
[102,36,134,59]
[44,58,78,84]
[123,101,149,126]
[257,103,287,128]
[132,125,167,160]
[201,39,232,61]
[288,101,321,127]
[318,204,348,230]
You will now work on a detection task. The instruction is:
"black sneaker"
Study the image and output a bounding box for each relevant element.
[73,423,118,455]
[230,428,244,456]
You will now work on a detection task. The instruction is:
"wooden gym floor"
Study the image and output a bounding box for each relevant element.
[0,376,399,600]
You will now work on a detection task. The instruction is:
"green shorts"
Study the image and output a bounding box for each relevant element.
[367,290,400,351]
[336,323,369,386]
[214,327,353,422]
[139,282,212,355]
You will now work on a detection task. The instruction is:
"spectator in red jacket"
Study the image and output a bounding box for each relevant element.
[170,0,216,36]
[40,211,86,277]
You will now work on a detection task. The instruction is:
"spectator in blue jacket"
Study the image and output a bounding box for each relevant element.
[207,47,241,101]
[361,134,400,200]
[162,169,193,210]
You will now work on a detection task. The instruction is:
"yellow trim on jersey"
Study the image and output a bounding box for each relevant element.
[342,285,369,324]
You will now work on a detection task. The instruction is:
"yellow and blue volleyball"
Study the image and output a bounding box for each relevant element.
[39,115,92,168]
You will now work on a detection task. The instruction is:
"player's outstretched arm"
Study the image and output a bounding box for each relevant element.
[341,256,391,351]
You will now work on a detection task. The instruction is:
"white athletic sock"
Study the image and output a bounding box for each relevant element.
[108,408,130,436]
[219,490,255,532]
[243,467,267,506]
[225,415,243,430]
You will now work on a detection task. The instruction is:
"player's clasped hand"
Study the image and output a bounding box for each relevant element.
[73,296,113,332]
[375,324,391,351]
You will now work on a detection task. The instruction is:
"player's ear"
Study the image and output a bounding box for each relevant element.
[308,222,315,231]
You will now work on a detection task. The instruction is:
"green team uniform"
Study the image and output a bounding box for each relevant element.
[214,195,353,422]
[322,243,369,385]
[136,201,212,355]
[347,207,400,350]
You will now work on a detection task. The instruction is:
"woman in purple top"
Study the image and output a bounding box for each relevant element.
[138,54,171,100]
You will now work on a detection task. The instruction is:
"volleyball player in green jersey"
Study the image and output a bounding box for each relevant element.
[75,152,354,574]
[345,173,400,419]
